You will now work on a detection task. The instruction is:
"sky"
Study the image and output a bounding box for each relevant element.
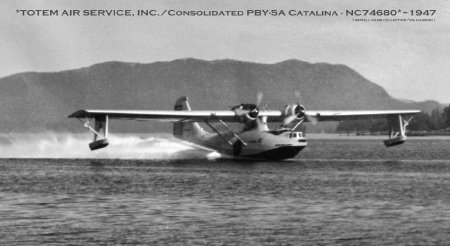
[1,0,449,103]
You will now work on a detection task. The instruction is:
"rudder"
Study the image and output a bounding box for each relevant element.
[173,97,206,139]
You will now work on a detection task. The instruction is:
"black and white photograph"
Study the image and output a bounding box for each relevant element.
[1,0,450,245]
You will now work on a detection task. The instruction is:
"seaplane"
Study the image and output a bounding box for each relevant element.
[68,94,420,160]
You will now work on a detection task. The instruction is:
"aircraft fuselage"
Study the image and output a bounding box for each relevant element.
[176,127,307,160]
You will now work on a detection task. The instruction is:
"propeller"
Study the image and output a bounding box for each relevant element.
[231,91,263,122]
[283,115,298,126]
[294,90,318,125]
[237,91,265,132]
[256,91,269,124]
[256,91,264,108]
[282,90,317,128]
[282,90,303,126]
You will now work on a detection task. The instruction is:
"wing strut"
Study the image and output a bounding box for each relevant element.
[203,120,247,146]
[204,121,233,146]
[290,118,305,131]
[79,115,110,150]
[217,119,247,146]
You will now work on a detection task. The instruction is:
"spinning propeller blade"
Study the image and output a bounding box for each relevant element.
[256,91,264,108]
[283,115,298,126]
[294,90,317,125]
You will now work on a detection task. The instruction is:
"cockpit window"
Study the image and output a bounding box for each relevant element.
[268,129,290,135]
[268,130,303,138]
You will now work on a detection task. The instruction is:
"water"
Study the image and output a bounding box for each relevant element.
[1,137,450,245]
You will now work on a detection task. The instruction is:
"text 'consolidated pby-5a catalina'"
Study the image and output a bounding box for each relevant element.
[69,93,420,160]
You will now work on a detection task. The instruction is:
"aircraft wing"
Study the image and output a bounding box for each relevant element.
[303,110,421,122]
[69,109,420,122]
[69,109,239,122]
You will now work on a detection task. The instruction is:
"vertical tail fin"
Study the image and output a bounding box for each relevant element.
[174,96,192,111]
[173,97,206,139]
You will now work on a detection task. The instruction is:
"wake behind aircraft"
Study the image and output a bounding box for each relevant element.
[69,95,420,160]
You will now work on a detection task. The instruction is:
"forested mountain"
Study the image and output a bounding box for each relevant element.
[0,58,441,133]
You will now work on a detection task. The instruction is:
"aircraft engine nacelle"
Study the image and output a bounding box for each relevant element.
[283,104,306,120]
[231,103,260,122]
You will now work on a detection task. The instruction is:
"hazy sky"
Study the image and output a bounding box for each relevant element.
[1,0,449,103]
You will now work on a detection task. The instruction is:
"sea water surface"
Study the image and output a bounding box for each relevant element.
[1,135,450,245]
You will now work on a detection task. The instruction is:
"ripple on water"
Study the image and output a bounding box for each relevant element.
[0,138,450,245]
